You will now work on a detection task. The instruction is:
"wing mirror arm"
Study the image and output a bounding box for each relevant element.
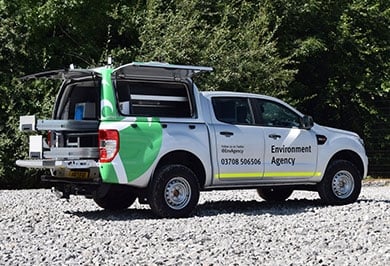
[301,115,314,129]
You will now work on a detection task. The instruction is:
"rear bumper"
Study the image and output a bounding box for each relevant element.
[17,159,101,190]
[16,159,98,169]
[41,175,103,199]
[41,175,101,185]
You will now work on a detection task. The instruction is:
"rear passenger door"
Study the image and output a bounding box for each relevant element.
[212,97,265,183]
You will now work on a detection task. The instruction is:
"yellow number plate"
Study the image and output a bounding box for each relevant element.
[68,171,89,179]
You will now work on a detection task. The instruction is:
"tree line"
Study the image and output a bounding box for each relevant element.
[0,0,388,188]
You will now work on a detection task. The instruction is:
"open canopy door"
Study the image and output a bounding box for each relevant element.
[21,69,102,81]
[113,62,213,81]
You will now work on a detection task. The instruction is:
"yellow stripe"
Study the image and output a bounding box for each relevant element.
[216,172,321,179]
[264,172,321,177]
[216,172,262,179]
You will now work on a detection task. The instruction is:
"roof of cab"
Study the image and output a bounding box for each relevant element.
[200,91,304,116]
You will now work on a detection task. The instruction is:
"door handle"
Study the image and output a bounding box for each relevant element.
[268,134,281,140]
[220,131,234,137]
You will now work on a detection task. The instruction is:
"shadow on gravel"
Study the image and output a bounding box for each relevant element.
[65,209,157,221]
[357,199,390,204]
[66,198,324,221]
[195,199,323,217]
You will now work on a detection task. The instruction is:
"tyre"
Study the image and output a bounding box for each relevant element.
[257,187,293,202]
[93,184,136,210]
[317,160,361,205]
[148,164,200,218]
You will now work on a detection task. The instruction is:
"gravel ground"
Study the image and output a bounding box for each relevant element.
[0,185,389,265]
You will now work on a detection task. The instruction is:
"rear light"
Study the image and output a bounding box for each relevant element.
[47,131,51,147]
[99,129,119,163]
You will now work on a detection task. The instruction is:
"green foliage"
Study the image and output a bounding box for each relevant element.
[0,0,388,188]
[336,0,390,176]
[138,0,295,95]
[0,0,145,188]
[0,78,57,188]
[265,0,389,176]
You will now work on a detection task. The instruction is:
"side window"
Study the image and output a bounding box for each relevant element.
[254,99,301,128]
[115,80,193,117]
[212,97,253,125]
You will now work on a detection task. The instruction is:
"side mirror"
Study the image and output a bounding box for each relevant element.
[301,115,314,129]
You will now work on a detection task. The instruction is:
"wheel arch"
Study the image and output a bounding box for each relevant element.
[154,150,206,188]
[327,150,365,179]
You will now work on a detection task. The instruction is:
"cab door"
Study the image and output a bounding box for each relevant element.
[253,99,318,180]
[212,97,265,183]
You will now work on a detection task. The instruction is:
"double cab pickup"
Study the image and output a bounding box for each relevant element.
[17,62,368,218]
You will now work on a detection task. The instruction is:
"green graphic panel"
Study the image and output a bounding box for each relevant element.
[100,162,119,183]
[100,68,119,120]
[119,117,163,182]
[98,67,163,183]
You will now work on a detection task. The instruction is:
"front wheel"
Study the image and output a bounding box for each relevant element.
[317,160,361,205]
[257,187,294,202]
[148,164,200,218]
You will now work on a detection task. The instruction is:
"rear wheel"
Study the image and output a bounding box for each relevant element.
[317,160,361,205]
[93,184,136,210]
[148,164,200,218]
[257,187,293,202]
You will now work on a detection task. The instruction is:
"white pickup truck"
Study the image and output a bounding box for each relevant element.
[17,62,368,218]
